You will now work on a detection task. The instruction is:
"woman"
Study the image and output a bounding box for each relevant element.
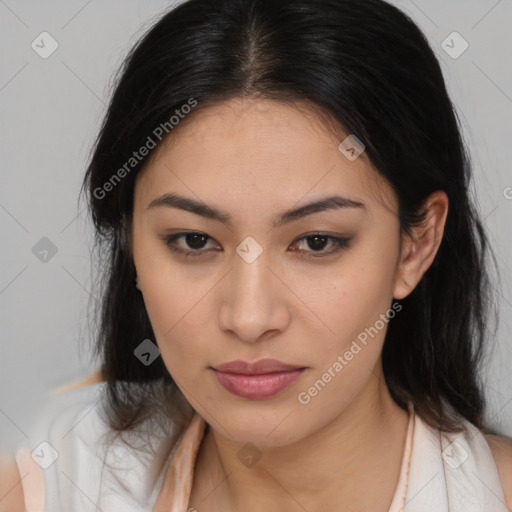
[4,0,512,510]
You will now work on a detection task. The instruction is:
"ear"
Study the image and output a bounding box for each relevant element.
[393,190,449,300]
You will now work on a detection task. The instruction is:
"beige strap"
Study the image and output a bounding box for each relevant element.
[152,413,206,512]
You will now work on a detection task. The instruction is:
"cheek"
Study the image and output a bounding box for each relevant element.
[133,229,211,335]
[295,266,397,415]
[302,246,398,357]
[140,272,210,347]
[137,261,220,387]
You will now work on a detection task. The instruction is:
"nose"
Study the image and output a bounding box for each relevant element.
[218,247,290,343]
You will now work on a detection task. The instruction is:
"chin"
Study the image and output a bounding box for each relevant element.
[205,403,313,449]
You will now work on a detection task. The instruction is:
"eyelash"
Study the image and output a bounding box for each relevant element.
[163,231,351,259]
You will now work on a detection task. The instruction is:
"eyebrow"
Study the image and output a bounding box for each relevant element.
[146,192,366,228]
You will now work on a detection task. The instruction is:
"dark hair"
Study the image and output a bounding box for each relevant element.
[80,0,499,436]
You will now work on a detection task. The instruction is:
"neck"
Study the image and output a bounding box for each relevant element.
[190,362,410,512]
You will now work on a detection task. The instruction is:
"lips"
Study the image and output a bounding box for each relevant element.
[213,358,305,375]
[211,359,307,399]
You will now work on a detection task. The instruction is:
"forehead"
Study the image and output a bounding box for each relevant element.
[135,98,397,216]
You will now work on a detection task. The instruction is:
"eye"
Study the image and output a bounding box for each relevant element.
[289,233,351,258]
[165,231,220,257]
[164,231,351,259]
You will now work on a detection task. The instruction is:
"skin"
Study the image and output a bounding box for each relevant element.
[130,97,449,511]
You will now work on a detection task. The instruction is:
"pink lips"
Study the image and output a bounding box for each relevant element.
[211,359,306,399]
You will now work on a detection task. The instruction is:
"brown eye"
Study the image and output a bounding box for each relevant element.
[305,234,329,251]
[165,232,220,257]
[183,233,209,250]
[289,234,351,258]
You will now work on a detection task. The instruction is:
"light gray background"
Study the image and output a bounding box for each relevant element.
[1,0,511,455]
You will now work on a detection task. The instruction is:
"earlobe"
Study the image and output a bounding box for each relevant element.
[393,190,449,300]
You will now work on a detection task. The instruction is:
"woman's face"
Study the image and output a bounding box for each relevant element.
[131,98,405,447]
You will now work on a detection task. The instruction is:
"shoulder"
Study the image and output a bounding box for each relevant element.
[1,382,109,512]
[0,455,25,512]
[10,382,109,512]
[483,432,512,509]
[7,381,187,510]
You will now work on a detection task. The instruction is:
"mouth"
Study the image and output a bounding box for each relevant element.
[210,361,307,399]
[212,358,306,375]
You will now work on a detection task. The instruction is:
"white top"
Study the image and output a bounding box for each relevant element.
[14,382,509,512]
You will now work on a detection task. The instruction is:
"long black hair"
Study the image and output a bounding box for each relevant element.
[80,0,499,436]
